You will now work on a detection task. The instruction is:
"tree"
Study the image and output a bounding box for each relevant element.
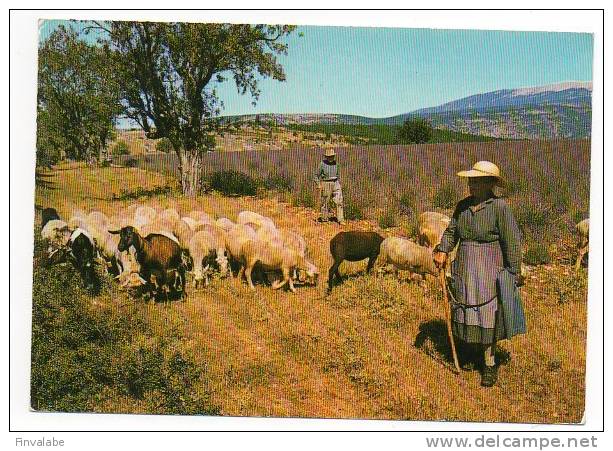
[397,117,433,144]
[88,21,296,196]
[37,26,121,165]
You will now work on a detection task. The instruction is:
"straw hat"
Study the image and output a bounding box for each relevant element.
[324,148,336,157]
[457,160,505,185]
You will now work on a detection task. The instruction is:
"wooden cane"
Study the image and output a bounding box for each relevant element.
[439,268,461,374]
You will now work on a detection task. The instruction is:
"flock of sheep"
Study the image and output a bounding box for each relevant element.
[39,203,590,300]
[40,205,319,299]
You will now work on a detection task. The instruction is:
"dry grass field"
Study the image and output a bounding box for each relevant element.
[32,142,589,423]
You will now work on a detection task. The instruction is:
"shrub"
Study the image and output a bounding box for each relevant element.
[397,118,433,144]
[263,173,293,192]
[399,191,416,215]
[378,208,398,229]
[124,157,138,168]
[524,241,552,266]
[344,200,365,220]
[156,138,174,153]
[292,188,316,208]
[30,240,219,415]
[112,140,130,156]
[432,182,459,209]
[513,202,550,235]
[209,170,259,196]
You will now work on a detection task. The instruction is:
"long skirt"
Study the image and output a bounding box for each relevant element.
[448,240,507,345]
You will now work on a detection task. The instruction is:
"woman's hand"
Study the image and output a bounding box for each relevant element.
[433,251,447,269]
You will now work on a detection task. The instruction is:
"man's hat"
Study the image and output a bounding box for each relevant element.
[324,148,336,157]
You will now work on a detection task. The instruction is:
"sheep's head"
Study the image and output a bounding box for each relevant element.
[216,253,229,277]
[109,226,139,252]
[300,260,319,286]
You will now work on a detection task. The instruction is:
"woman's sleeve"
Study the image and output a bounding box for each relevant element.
[497,201,523,274]
[435,205,460,254]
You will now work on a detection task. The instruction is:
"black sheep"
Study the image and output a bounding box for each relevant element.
[47,229,99,294]
[328,231,384,292]
[41,207,60,229]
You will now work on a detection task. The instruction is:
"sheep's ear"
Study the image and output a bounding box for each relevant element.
[108,229,121,235]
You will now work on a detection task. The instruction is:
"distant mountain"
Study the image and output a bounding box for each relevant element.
[223,81,592,139]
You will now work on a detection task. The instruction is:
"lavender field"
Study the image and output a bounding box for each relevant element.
[115,139,590,263]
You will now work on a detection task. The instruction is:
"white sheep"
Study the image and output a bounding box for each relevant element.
[133,205,157,230]
[173,218,195,250]
[188,230,224,287]
[225,224,257,277]
[240,238,318,292]
[188,210,215,225]
[377,237,437,280]
[237,210,276,230]
[158,208,180,226]
[181,216,198,231]
[215,217,236,232]
[418,212,451,248]
[575,218,589,270]
[41,219,71,253]
[195,223,229,276]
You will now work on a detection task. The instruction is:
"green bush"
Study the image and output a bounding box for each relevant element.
[344,200,365,220]
[124,157,139,168]
[112,140,130,156]
[209,170,259,196]
[524,241,552,266]
[397,118,433,144]
[30,241,219,415]
[263,173,293,192]
[432,182,459,209]
[156,138,174,153]
[292,188,316,208]
[513,202,550,235]
[399,191,416,215]
[378,208,398,229]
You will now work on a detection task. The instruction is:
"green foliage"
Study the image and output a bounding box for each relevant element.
[283,123,498,145]
[524,241,552,266]
[344,200,365,220]
[156,138,174,153]
[432,182,459,209]
[378,208,399,229]
[209,170,259,196]
[30,248,218,415]
[37,26,121,163]
[112,140,130,156]
[112,184,175,201]
[292,188,316,208]
[263,173,293,192]
[398,191,416,215]
[123,158,139,168]
[513,202,550,236]
[397,118,434,144]
[91,21,296,194]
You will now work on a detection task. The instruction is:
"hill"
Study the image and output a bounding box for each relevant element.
[220,81,592,140]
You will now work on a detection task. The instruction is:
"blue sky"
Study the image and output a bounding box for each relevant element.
[39,20,593,118]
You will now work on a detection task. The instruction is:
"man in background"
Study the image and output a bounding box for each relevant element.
[315,148,345,225]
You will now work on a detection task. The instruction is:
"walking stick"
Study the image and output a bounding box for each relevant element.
[439,268,461,374]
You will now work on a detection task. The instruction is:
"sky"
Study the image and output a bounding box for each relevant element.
[38,19,593,118]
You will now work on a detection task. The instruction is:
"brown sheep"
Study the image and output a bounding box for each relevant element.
[110,226,185,300]
[327,231,384,292]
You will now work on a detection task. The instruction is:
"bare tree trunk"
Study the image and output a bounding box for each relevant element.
[178,149,202,197]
